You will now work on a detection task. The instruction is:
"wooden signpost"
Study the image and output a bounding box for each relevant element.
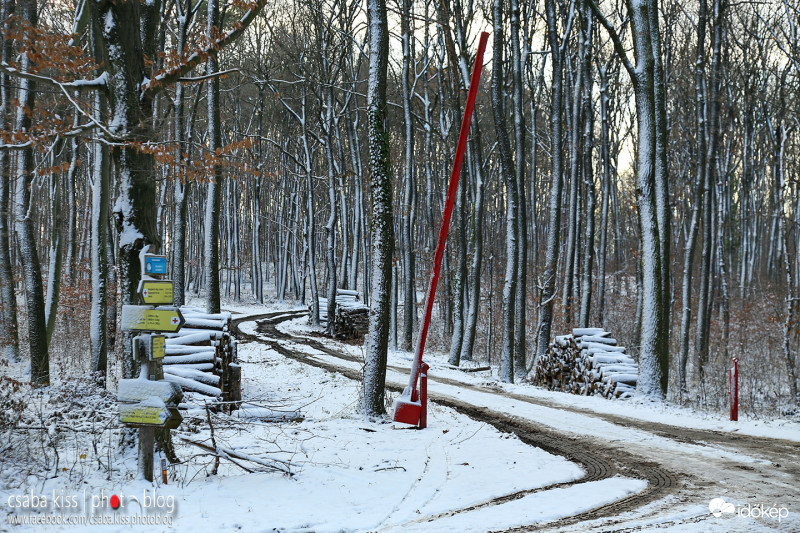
[118,246,184,482]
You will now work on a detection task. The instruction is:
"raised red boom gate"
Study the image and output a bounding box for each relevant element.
[393,31,489,428]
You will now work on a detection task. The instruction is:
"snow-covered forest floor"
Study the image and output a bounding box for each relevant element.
[2,297,799,532]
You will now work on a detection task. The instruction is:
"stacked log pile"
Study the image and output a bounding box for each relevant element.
[162,307,241,411]
[532,328,638,400]
[312,289,370,340]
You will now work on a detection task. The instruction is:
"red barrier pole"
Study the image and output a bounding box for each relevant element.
[730,358,739,421]
[402,31,490,402]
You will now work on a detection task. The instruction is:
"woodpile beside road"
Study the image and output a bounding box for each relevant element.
[162,307,241,412]
[312,289,370,341]
[532,328,638,399]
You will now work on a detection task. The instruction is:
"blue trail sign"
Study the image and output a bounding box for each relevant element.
[144,254,168,276]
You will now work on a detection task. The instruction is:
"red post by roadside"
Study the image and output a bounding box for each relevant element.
[730,358,739,421]
[419,362,429,429]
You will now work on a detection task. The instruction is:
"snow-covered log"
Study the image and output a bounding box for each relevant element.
[163,373,221,397]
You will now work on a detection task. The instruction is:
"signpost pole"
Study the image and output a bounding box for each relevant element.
[121,245,183,482]
[135,336,155,481]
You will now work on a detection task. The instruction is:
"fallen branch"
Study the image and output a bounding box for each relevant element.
[179,437,295,475]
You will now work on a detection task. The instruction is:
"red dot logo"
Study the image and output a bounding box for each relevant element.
[110,495,120,509]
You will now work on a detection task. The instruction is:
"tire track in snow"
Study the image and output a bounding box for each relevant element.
[232,311,680,529]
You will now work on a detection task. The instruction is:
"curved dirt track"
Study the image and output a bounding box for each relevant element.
[232,311,800,531]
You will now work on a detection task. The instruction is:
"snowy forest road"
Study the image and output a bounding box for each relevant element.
[232,311,800,532]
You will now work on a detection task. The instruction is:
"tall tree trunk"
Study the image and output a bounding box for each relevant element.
[591,0,669,397]
[448,167,467,366]
[777,125,800,406]
[511,0,528,377]
[0,0,20,362]
[361,0,393,416]
[171,1,193,308]
[492,0,519,383]
[204,0,223,314]
[535,0,565,365]
[697,0,724,382]
[631,0,668,398]
[563,51,583,326]
[678,0,707,394]
[400,0,415,351]
[101,0,162,379]
[14,0,49,384]
[44,147,63,345]
[90,91,110,375]
[578,5,595,328]
[324,90,338,337]
[596,64,611,327]
[460,135,486,363]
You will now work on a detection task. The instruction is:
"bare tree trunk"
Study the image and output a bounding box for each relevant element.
[323,88,338,336]
[172,75,201,306]
[460,135,485,363]
[448,167,467,366]
[14,0,49,384]
[596,63,611,327]
[361,0,393,416]
[511,0,528,378]
[563,49,583,327]
[0,0,19,362]
[777,125,800,405]
[90,91,110,375]
[578,5,595,329]
[492,0,519,383]
[535,0,565,365]
[678,0,707,394]
[630,0,668,398]
[204,0,223,314]
[697,0,724,381]
[64,129,79,285]
[44,146,63,345]
[591,0,669,397]
[400,0,415,352]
